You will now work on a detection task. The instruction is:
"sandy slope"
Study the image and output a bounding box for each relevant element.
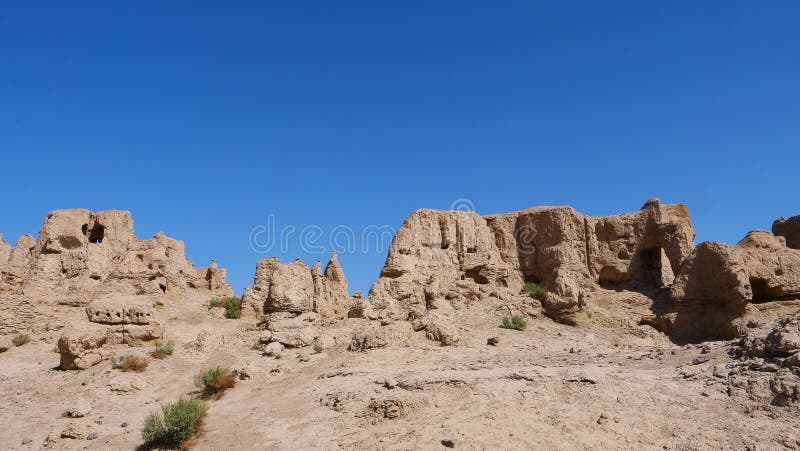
[1,294,799,450]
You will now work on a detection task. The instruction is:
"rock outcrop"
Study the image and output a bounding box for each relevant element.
[774,216,800,250]
[57,294,164,370]
[241,253,355,347]
[242,253,353,322]
[672,231,800,308]
[0,209,233,302]
[661,230,800,340]
[368,199,696,321]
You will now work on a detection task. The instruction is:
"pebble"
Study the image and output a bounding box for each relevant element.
[86,433,98,441]
[692,355,712,365]
[121,422,128,428]
[441,438,456,448]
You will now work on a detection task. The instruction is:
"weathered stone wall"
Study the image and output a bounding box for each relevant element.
[0,209,233,302]
[368,199,696,319]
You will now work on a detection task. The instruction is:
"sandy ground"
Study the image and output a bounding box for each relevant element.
[1,293,799,450]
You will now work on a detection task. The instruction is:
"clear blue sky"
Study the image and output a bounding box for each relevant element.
[1,2,798,295]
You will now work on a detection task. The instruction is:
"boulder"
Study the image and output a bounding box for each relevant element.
[412,312,460,346]
[57,326,116,370]
[263,341,284,356]
[65,399,93,418]
[267,312,320,348]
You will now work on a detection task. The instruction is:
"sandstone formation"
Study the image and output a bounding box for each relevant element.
[774,215,800,250]
[368,199,695,322]
[0,209,233,302]
[241,253,356,347]
[672,231,800,308]
[242,252,352,322]
[661,229,800,339]
[58,294,164,369]
[5,202,800,449]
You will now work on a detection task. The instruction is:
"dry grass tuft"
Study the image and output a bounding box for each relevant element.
[194,366,237,399]
[12,334,30,347]
[151,340,174,359]
[112,354,150,372]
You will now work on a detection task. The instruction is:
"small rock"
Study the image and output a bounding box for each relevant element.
[441,438,456,448]
[86,432,98,441]
[487,337,500,346]
[712,365,729,378]
[263,341,284,357]
[21,437,32,445]
[238,367,251,380]
[61,423,89,439]
[65,399,92,418]
[94,420,103,425]
[597,413,609,424]
[384,378,398,389]
[692,355,712,365]
[121,422,128,428]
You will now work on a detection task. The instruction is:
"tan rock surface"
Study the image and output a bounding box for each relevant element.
[4,201,800,449]
[0,209,233,302]
[774,215,800,250]
[369,199,695,323]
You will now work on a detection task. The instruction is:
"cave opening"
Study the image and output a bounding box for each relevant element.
[87,224,105,244]
[637,246,675,288]
[750,277,782,303]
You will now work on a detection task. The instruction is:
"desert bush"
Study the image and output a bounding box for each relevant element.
[141,397,208,448]
[501,315,527,331]
[112,354,150,372]
[152,340,175,359]
[313,343,323,354]
[210,297,241,319]
[11,333,30,347]
[223,298,241,319]
[522,282,549,301]
[194,366,237,399]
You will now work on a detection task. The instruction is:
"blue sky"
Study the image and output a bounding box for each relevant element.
[1,1,798,294]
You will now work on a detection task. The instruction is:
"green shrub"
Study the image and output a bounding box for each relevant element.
[522,283,549,301]
[11,334,30,347]
[501,315,527,331]
[152,340,174,359]
[313,343,323,354]
[223,298,241,319]
[194,366,237,399]
[585,310,594,319]
[208,299,223,308]
[141,397,208,447]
